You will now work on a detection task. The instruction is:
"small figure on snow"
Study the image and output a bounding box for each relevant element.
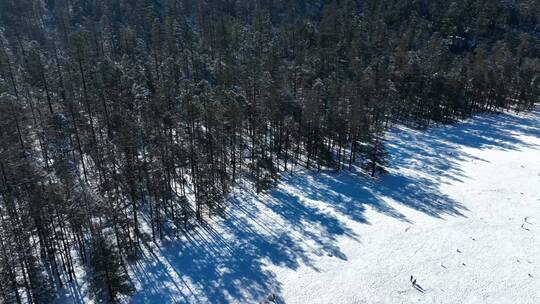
[267,293,278,303]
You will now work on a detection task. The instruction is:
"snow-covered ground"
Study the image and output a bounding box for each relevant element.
[60,108,540,303]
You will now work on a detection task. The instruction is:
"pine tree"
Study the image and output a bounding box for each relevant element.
[89,231,133,303]
[0,1,537,301]
[361,126,389,178]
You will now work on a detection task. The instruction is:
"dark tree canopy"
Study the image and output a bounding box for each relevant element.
[0,0,538,302]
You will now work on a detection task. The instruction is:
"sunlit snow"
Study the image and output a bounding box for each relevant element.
[59,109,540,304]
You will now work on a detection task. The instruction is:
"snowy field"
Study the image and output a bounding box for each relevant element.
[60,108,540,304]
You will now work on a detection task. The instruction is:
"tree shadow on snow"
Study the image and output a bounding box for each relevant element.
[125,109,540,303]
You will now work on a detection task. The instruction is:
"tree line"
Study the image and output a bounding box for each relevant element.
[0,0,538,302]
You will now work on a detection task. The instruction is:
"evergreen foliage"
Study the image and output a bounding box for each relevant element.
[0,0,538,301]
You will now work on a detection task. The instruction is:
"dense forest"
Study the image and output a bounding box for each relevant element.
[0,0,538,302]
